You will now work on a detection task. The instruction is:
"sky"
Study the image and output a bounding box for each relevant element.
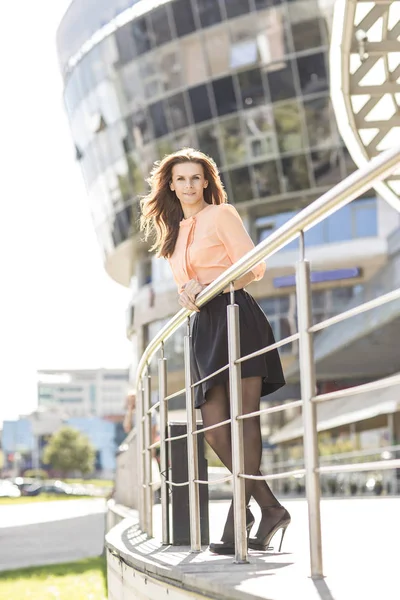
[0,2,132,423]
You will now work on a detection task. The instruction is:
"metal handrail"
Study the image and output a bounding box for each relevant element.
[135,143,400,392]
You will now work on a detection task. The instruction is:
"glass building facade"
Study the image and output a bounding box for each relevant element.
[58,0,368,283]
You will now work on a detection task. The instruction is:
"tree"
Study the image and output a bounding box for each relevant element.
[43,427,95,477]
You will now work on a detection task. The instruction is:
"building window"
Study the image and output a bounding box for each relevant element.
[267,62,296,102]
[229,166,253,203]
[204,25,230,77]
[296,52,328,95]
[281,154,311,192]
[193,0,222,28]
[189,84,213,123]
[252,160,281,198]
[148,4,173,48]
[243,105,277,160]
[197,123,222,165]
[219,116,246,166]
[131,18,152,56]
[255,198,378,250]
[237,68,267,109]
[258,295,295,354]
[288,0,325,52]
[148,101,168,138]
[212,76,238,116]
[172,0,197,37]
[224,0,251,19]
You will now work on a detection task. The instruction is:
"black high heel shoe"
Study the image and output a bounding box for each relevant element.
[209,503,255,555]
[248,505,291,552]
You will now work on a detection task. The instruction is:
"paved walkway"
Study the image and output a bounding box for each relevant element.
[107,497,400,600]
[0,499,106,572]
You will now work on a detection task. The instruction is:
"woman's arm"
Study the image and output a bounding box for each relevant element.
[216,204,266,288]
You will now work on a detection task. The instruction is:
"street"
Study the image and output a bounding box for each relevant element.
[0,499,106,572]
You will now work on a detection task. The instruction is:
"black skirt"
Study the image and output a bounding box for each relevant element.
[191,289,286,409]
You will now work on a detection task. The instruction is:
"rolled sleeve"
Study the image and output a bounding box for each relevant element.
[215,204,266,281]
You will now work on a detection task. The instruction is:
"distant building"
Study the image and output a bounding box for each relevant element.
[37,368,130,419]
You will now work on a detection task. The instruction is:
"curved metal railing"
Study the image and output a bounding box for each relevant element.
[131,143,400,577]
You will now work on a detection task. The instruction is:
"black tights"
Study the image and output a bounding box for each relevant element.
[200,377,280,508]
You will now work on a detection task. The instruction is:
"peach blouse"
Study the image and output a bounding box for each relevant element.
[167,203,266,293]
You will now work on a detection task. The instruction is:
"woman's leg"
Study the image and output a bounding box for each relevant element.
[225,379,281,508]
[200,379,280,507]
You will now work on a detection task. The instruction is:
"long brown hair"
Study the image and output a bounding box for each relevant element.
[140,148,227,258]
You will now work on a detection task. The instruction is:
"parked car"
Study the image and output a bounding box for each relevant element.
[0,480,21,498]
[24,480,73,496]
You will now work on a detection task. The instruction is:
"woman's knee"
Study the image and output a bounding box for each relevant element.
[204,425,230,451]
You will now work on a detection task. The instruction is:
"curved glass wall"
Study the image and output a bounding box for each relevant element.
[60,0,358,275]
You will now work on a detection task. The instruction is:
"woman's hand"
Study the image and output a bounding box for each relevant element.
[178,279,206,313]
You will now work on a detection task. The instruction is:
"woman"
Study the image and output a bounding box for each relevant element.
[140,148,290,555]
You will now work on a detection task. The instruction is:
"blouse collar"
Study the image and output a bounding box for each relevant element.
[179,203,213,227]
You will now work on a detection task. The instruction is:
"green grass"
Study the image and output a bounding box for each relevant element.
[0,494,94,505]
[64,479,113,488]
[0,556,107,600]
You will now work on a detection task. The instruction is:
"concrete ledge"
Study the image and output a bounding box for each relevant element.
[105,498,400,600]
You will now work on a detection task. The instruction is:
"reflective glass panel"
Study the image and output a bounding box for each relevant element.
[224,0,251,19]
[273,101,305,153]
[173,130,196,151]
[296,52,328,95]
[204,26,230,77]
[256,7,291,64]
[156,138,174,160]
[119,61,146,115]
[219,170,232,198]
[148,101,168,138]
[181,37,208,87]
[267,62,296,102]
[193,0,222,27]
[128,109,153,146]
[165,92,190,131]
[353,199,378,237]
[172,0,197,37]
[212,76,238,116]
[197,123,222,165]
[254,0,284,9]
[189,84,213,123]
[229,15,259,70]
[281,154,311,191]
[326,207,352,242]
[131,18,152,56]
[81,143,98,187]
[148,4,173,47]
[219,117,246,166]
[159,46,183,92]
[303,95,337,148]
[288,0,324,52]
[311,148,344,187]
[237,68,267,109]
[252,160,281,198]
[342,145,357,175]
[243,106,277,159]
[229,166,253,203]
[115,22,137,65]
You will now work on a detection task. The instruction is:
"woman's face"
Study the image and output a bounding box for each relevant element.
[170,162,208,209]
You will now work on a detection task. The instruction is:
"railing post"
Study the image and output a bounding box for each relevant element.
[296,233,324,578]
[158,344,169,544]
[184,317,201,552]
[143,367,153,537]
[137,382,146,532]
[227,283,248,564]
